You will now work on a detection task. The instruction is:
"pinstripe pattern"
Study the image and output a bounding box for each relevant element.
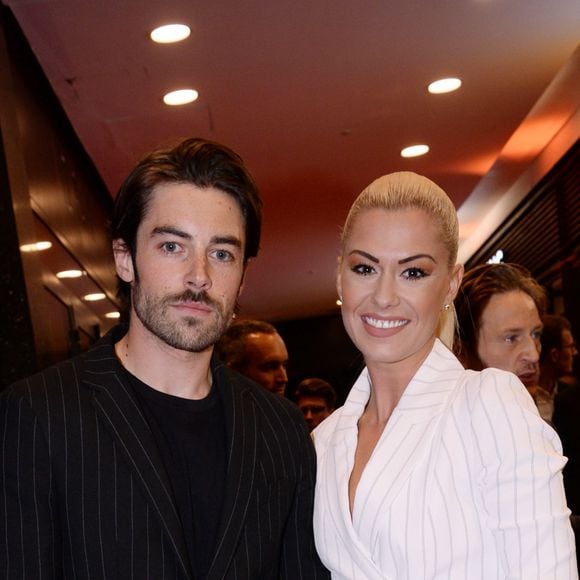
[0,327,328,579]
[313,339,577,579]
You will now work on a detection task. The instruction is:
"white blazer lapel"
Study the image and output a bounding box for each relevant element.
[317,369,386,579]
[352,341,464,547]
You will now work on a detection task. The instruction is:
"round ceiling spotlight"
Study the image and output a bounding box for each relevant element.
[428,78,462,94]
[150,24,191,44]
[400,144,430,158]
[163,89,199,106]
[105,312,121,319]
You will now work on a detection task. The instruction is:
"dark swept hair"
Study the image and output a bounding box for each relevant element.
[295,378,337,409]
[540,314,572,364]
[453,263,546,370]
[111,137,262,310]
[215,319,278,369]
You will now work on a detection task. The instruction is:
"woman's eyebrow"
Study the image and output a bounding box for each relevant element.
[348,250,378,263]
[399,254,436,264]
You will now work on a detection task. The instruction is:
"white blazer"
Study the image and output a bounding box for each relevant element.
[313,340,577,579]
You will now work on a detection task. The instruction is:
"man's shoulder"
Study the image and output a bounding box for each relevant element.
[2,331,117,404]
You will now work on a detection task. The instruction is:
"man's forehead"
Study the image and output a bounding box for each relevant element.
[482,290,542,330]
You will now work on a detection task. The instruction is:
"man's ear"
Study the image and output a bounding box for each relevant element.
[113,239,134,283]
[549,347,561,364]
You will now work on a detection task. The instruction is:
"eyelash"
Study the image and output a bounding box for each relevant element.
[402,267,427,280]
[351,264,375,276]
[350,264,428,280]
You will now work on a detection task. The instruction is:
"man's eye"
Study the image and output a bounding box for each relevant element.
[504,335,517,344]
[161,241,180,253]
[352,263,374,276]
[213,249,233,261]
[402,267,427,280]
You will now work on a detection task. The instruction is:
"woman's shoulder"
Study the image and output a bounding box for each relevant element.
[455,367,545,432]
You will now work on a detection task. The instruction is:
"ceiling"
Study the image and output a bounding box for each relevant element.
[5,0,580,322]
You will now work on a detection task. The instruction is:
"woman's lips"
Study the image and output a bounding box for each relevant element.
[361,315,409,337]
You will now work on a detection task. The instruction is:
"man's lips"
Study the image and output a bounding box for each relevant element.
[172,301,213,314]
[517,371,538,385]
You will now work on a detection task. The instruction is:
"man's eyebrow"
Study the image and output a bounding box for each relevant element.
[150,228,242,249]
[212,235,242,249]
[151,226,191,239]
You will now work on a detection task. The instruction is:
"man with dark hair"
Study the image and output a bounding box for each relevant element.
[294,378,336,432]
[454,263,546,389]
[0,138,328,579]
[216,319,289,396]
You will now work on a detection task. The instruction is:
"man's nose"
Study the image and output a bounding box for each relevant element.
[522,335,541,362]
[184,254,212,291]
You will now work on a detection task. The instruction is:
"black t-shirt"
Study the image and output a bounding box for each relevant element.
[127,371,226,578]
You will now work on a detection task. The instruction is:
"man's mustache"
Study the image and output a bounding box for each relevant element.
[165,289,220,309]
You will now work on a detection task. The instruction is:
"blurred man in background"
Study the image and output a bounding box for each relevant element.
[217,319,289,396]
[294,378,336,432]
[454,263,546,390]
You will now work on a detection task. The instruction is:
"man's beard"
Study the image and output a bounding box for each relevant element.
[132,282,231,353]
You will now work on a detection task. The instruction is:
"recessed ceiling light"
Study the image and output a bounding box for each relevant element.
[401,144,429,158]
[105,311,121,319]
[150,24,191,44]
[428,78,462,94]
[84,293,106,302]
[163,89,199,106]
[20,241,52,252]
[56,269,83,279]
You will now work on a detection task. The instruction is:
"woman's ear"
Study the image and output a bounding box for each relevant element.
[446,263,464,304]
[336,255,343,301]
[113,239,134,283]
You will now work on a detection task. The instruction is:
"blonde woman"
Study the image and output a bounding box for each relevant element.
[313,172,576,579]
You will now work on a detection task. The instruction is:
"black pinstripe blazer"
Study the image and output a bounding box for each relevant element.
[0,326,329,579]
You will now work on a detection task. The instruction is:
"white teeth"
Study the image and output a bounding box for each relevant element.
[363,317,408,329]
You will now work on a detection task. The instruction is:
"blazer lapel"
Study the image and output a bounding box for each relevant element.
[207,362,259,579]
[351,341,464,546]
[81,331,193,580]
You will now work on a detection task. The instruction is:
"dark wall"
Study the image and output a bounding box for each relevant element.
[276,313,362,406]
[0,7,114,388]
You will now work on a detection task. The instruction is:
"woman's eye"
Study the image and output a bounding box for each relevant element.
[403,267,427,280]
[351,263,375,276]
